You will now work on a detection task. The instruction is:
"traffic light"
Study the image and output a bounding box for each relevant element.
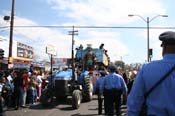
[0,49,4,59]
[149,48,153,58]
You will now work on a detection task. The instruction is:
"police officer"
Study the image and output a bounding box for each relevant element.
[103,64,127,116]
[95,70,107,115]
[127,31,175,116]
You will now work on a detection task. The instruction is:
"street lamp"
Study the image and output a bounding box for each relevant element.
[3,16,10,21]
[128,14,168,62]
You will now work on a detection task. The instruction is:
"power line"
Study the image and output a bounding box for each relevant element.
[0,25,175,29]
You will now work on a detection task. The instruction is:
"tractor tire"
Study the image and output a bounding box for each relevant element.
[40,88,53,107]
[72,90,81,109]
[82,75,93,102]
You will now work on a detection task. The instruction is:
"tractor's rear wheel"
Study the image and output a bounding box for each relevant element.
[82,75,93,102]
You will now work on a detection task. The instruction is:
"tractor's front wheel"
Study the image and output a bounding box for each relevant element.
[72,90,82,109]
[40,88,53,107]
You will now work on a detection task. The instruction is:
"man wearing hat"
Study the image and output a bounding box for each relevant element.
[127,31,175,116]
[103,64,127,116]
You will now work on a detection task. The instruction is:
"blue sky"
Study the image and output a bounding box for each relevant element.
[0,0,175,64]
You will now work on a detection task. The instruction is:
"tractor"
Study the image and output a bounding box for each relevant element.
[40,43,109,109]
[40,66,93,109]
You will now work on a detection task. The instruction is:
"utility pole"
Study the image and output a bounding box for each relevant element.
[68,26,78,81]
[46,44,56,88]
[50,54,53,88]
[147,17,150,62]
[128,14,168,62]
[50,54,53,75]
[8,0,15,66]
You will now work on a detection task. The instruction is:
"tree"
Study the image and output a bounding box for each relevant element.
[114,60,125,70]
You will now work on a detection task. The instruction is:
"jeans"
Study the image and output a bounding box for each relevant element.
[20,88,27,106]
[28,88,37,104]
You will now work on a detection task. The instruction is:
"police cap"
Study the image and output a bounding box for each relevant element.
[159,31,175,45]
[108,64,117,72]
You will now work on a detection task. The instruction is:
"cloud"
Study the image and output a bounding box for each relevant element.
[1,0,168,64]
[1,16,74,60]
[45,0,168,63]
[75,30,128,61]
[137,25,171,61]
[47,0,166,25]
[1,15,129,62]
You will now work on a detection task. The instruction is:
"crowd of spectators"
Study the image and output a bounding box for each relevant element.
[0,67,49,111]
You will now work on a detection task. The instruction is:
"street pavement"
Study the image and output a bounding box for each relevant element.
[5,96,127,116]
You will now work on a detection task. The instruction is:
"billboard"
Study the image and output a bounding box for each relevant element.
[46,44,57,55]
[17,42,34,59]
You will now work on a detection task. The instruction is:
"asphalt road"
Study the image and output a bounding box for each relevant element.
[5,96,127,116]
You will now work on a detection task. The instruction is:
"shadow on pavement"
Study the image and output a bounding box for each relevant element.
[71,113,99,116]
[58,106,74,111]
[28,97,73,110]
[28,103,57,110]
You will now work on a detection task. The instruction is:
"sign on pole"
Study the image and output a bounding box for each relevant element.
[46,44,57,55]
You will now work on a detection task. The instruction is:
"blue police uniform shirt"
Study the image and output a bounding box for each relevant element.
[104,72,127,94]
[127,54,175,116]
[95,76,105,95]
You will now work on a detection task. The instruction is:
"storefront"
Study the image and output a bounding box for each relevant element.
[0,41,34,70]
